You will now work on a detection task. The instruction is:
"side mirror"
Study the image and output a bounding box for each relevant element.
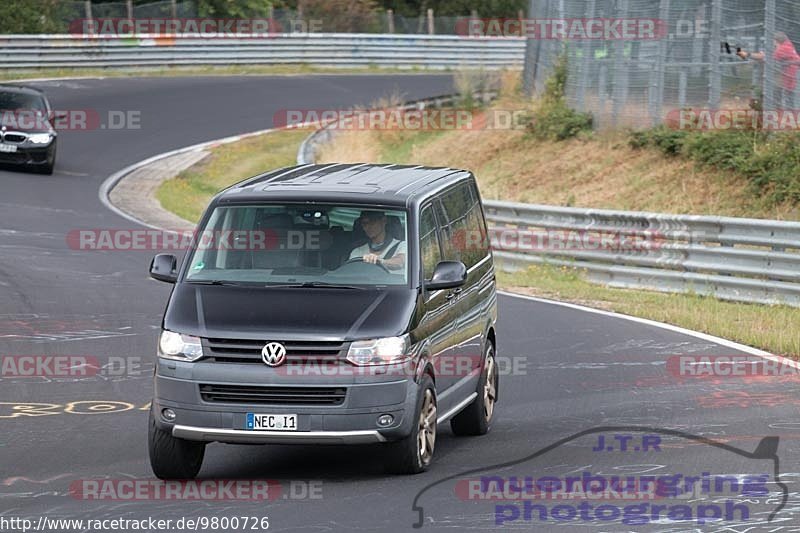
[426,261,467,291]
[149,254,178,283]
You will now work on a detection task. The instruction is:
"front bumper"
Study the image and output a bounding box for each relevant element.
[172,425,387,444]
[0,143,54,166]
[153,360,418,444]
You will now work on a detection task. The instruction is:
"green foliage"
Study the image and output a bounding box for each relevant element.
[745,134,800,203]
[294,0,380,32]
[627,126,688,156]
[527,53,593,141]
[529,102,593,141]
[196,0,274,17]
[629,123,800,205]
[369,0,527,17]
[682,129,757,170]
[542,52,568,104]
[0,0,75,33]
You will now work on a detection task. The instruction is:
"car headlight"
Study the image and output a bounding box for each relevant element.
[346,335,411,366]
[158,330,204,362]
[28,133,53,144]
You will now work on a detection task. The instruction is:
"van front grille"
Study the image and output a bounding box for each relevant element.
[199,384,346,405]
[203,338,346,364]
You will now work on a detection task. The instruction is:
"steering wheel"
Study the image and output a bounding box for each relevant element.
[341,257,392,273]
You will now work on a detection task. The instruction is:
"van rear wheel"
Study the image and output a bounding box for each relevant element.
[451,342,497,436]
[387,375,436,475]
[148,409,205,479]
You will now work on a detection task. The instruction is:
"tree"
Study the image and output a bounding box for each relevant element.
[196,0,274,18]
[0,0,76,33]
[295,0,380,32]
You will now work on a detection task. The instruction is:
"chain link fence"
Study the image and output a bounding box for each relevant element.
[524,0,800,129]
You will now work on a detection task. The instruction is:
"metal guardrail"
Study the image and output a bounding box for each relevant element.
[483,201,800,307]
[298,103,800,308]
[0,34,525,70]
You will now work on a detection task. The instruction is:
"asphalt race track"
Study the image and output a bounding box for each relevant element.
[1,75,799,532]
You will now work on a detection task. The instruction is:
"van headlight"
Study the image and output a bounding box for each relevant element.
[346,335,411,366]
[28,133,53,144]
[158,330,204,362]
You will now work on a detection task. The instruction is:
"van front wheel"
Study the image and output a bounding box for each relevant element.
[387,375,436,475]
[148,409,205,479]
[450,342,497,436]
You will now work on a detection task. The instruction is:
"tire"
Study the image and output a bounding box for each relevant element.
[450,341,498,436]
[148,409,205,479]
[35,141,56,175]
[37,161,54,175]
[387,374,436,475]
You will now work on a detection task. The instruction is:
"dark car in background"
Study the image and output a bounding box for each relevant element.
[0,85,59,174]
[147,163,499,478]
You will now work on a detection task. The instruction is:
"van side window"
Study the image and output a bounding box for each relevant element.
[438,181,488,268]
[419,204,442,281]
[465,181,490,264]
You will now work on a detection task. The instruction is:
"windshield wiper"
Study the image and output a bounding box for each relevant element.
[185,280,245,286]
[265,281,365,290]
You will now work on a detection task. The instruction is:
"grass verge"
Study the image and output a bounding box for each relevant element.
[317,72,799,219]
[156,128,310,223]
[499,264,800,357]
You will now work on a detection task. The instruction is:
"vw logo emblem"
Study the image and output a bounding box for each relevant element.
[261,342,287,367]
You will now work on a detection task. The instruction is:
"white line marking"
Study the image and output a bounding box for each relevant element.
[498,290,800,372]
[98,122,321,231]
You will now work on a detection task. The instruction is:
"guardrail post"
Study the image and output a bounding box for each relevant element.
[126,0,133,21]
[611,0,629,128]
[427,9,435,35]
[708,0,721,109]
[649,0,669,126]
[763,0,776,111]
[84,0,93,23]
[678,70,687,108]
[576,0,595,112]
[171,0,178,19]
[522,0,540,96]
[386,10,395,34]
[751,56,761,102]
[795,70,800,109]
[598,65,608,103]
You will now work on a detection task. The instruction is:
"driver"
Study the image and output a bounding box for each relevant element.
[349,210,406,271]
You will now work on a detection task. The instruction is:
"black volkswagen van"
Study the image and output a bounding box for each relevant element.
[148,163,498,477]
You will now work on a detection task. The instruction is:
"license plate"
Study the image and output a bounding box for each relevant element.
[0,144,17,153]
[246,413,297,431]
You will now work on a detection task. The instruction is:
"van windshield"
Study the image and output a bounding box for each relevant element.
[184,204,409,287]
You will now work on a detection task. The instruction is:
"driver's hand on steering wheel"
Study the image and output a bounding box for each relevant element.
[362,253,382,265]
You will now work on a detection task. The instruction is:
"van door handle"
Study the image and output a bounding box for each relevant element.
[446,288,462,300]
